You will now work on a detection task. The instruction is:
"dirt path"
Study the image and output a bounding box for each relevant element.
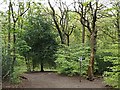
[13,71,107,88]
[3,71,108,88]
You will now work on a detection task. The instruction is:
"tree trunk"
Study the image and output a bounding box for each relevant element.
[28,58,31,72]
[82,24,85,44]
[117,2,120,44]
[32,59,35,71]
[40,61,44,72]
[25,56,31,72]
[11,22,16,74]
[117,3,120,88]
[66,34,69,46]
[25,57,28,71]
[87,30,97,81]
[87,33,94,81]
[8,1,11,76]
[9,1,29,74]
[62,33,66,44]
[32,64,35,71]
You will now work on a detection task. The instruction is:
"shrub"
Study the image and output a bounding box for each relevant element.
[102,44,119,88]
[10,54,27,84]
[55,44,90,76]
[103,60,119,88]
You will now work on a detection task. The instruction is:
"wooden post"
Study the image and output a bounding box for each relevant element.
[79,60,82,82]
[79,57,82,82]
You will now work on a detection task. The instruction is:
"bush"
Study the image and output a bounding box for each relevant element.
[102,44,119,88]
[55,44,90,76]
[103,60,119,88]
[10,54,27,84]
[10,68,21,84]
[95,51,113,75]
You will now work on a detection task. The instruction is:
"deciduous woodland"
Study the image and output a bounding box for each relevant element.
[0,0,120,88]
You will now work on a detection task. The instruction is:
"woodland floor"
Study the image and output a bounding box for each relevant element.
[2,71,110,88]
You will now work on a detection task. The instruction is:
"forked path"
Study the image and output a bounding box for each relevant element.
[18,72,106,88]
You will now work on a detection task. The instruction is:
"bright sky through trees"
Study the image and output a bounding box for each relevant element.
[0,0,111,12]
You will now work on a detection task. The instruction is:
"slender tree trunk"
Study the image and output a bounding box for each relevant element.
[117,2,120,44]
[40,61,44,72]
[66,34,69,46]
[82,24,85,44]
[61,33,66,44]
[25,56,31,72]
[32,59,35,71]
[11,22,16,73]
[8,1,11,72]
[9,1,29,74]
[32,64,35,71]
[117,3,120,88]
[25,56,28,71]
[28,58,31,72]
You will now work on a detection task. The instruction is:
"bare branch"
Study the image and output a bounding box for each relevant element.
[48,0,63,43]
[10,2,30,23]
[15,2,30,22]
[69,25,75,35]
[10,1,16,23]
[101,29,116,40]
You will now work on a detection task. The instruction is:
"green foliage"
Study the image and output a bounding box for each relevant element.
[10,68,22,84]
[94,25,119,86]
[103,62,119,88]
[10,54,27,84]
[95,50,114,74]
[22,13,58,70]
[16,39,31,56]
[2,54,11,78]
[98,44,119,88]
[55,44,90,76]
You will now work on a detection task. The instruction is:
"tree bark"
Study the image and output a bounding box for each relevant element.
[32,63,35,71]
[8,1,11,74]
[11,22,16,73]
[66,34,69,46]
[48,0,66,44]
[117,2,120,44]
[82,21,85,44]
[82,25,85,44]
[40,61,44,72]
[87,29,97,80]
[87,1,98,80]
[25,56,31,72]
[117,3,120,88]
[87,33,95,81]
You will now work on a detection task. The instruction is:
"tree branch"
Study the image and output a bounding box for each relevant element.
[10,2,30,23]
